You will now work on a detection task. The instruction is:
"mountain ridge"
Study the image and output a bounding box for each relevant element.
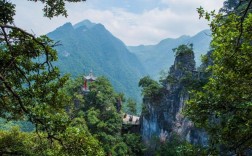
[128,29,211,78]
[47,19,211,102]
[47,20,146,102]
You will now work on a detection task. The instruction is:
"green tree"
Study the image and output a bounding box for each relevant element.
[0,0,71,138]
[125,98,137,115]
[0,0,106,155]
[0,125,104,156]
[139,76,162,102]
[65,77,145,155]
[123,133,145,156]
[155,134,207,156]
[185,4,252,155]
[81,77,126,155]
[28,0,86,18]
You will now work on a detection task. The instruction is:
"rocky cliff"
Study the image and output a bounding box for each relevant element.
[140,45,208,149]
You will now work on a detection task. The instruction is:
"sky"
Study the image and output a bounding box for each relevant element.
[11,0,224,46]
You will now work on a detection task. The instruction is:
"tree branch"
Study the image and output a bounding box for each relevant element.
[233,134,252,153]
[0,73,30,115]
[236,0,252,47]
[0,24,55,71]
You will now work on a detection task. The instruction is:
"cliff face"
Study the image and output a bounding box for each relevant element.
[141,45,207,147]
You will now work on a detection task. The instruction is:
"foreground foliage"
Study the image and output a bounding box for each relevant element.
[0,126,104,156]
[155,135,207,156]
[0,1,144,155]
[67,77,145,155]
[185,1,252,154]
[0,0,76,143]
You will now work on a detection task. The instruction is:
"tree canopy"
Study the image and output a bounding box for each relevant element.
[0,0,73,139]
[185,1,252,154]
[29,0,86,18]
[0,0,104,155]
[139,76,163,102]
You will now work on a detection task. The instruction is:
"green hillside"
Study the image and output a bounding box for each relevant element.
[47,20,146,102]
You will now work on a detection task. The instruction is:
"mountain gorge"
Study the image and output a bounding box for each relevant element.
[47,20,146,102]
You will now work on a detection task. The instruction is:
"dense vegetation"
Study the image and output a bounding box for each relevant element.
[185,0,252,154]
[139,44,197,103]
[139,0,252,154]
[47,20,146,104]
[0,1,144,155]
[64,77,144,155]
[139,44,205,155]
[1,0,252,155]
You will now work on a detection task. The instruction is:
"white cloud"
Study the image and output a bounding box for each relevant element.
[161,0,223,11]
[11,0,224,45]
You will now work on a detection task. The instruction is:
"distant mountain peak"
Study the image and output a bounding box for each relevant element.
[128,29,212,78]
[158,35,190,46]
[47,22,74,34]
[47,20,146,102]
[198,29,211,34]
[193,29,212,38]
[73,19,97,29]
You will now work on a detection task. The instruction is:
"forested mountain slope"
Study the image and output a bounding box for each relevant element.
[128,30,211,78]
[47,20,146,101]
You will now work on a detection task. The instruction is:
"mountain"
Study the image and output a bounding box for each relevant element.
[47,20,146,102]
[128,29,212,78]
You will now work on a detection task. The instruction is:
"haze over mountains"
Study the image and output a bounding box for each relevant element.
[47,20,211,101]
[128,29,212,78]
